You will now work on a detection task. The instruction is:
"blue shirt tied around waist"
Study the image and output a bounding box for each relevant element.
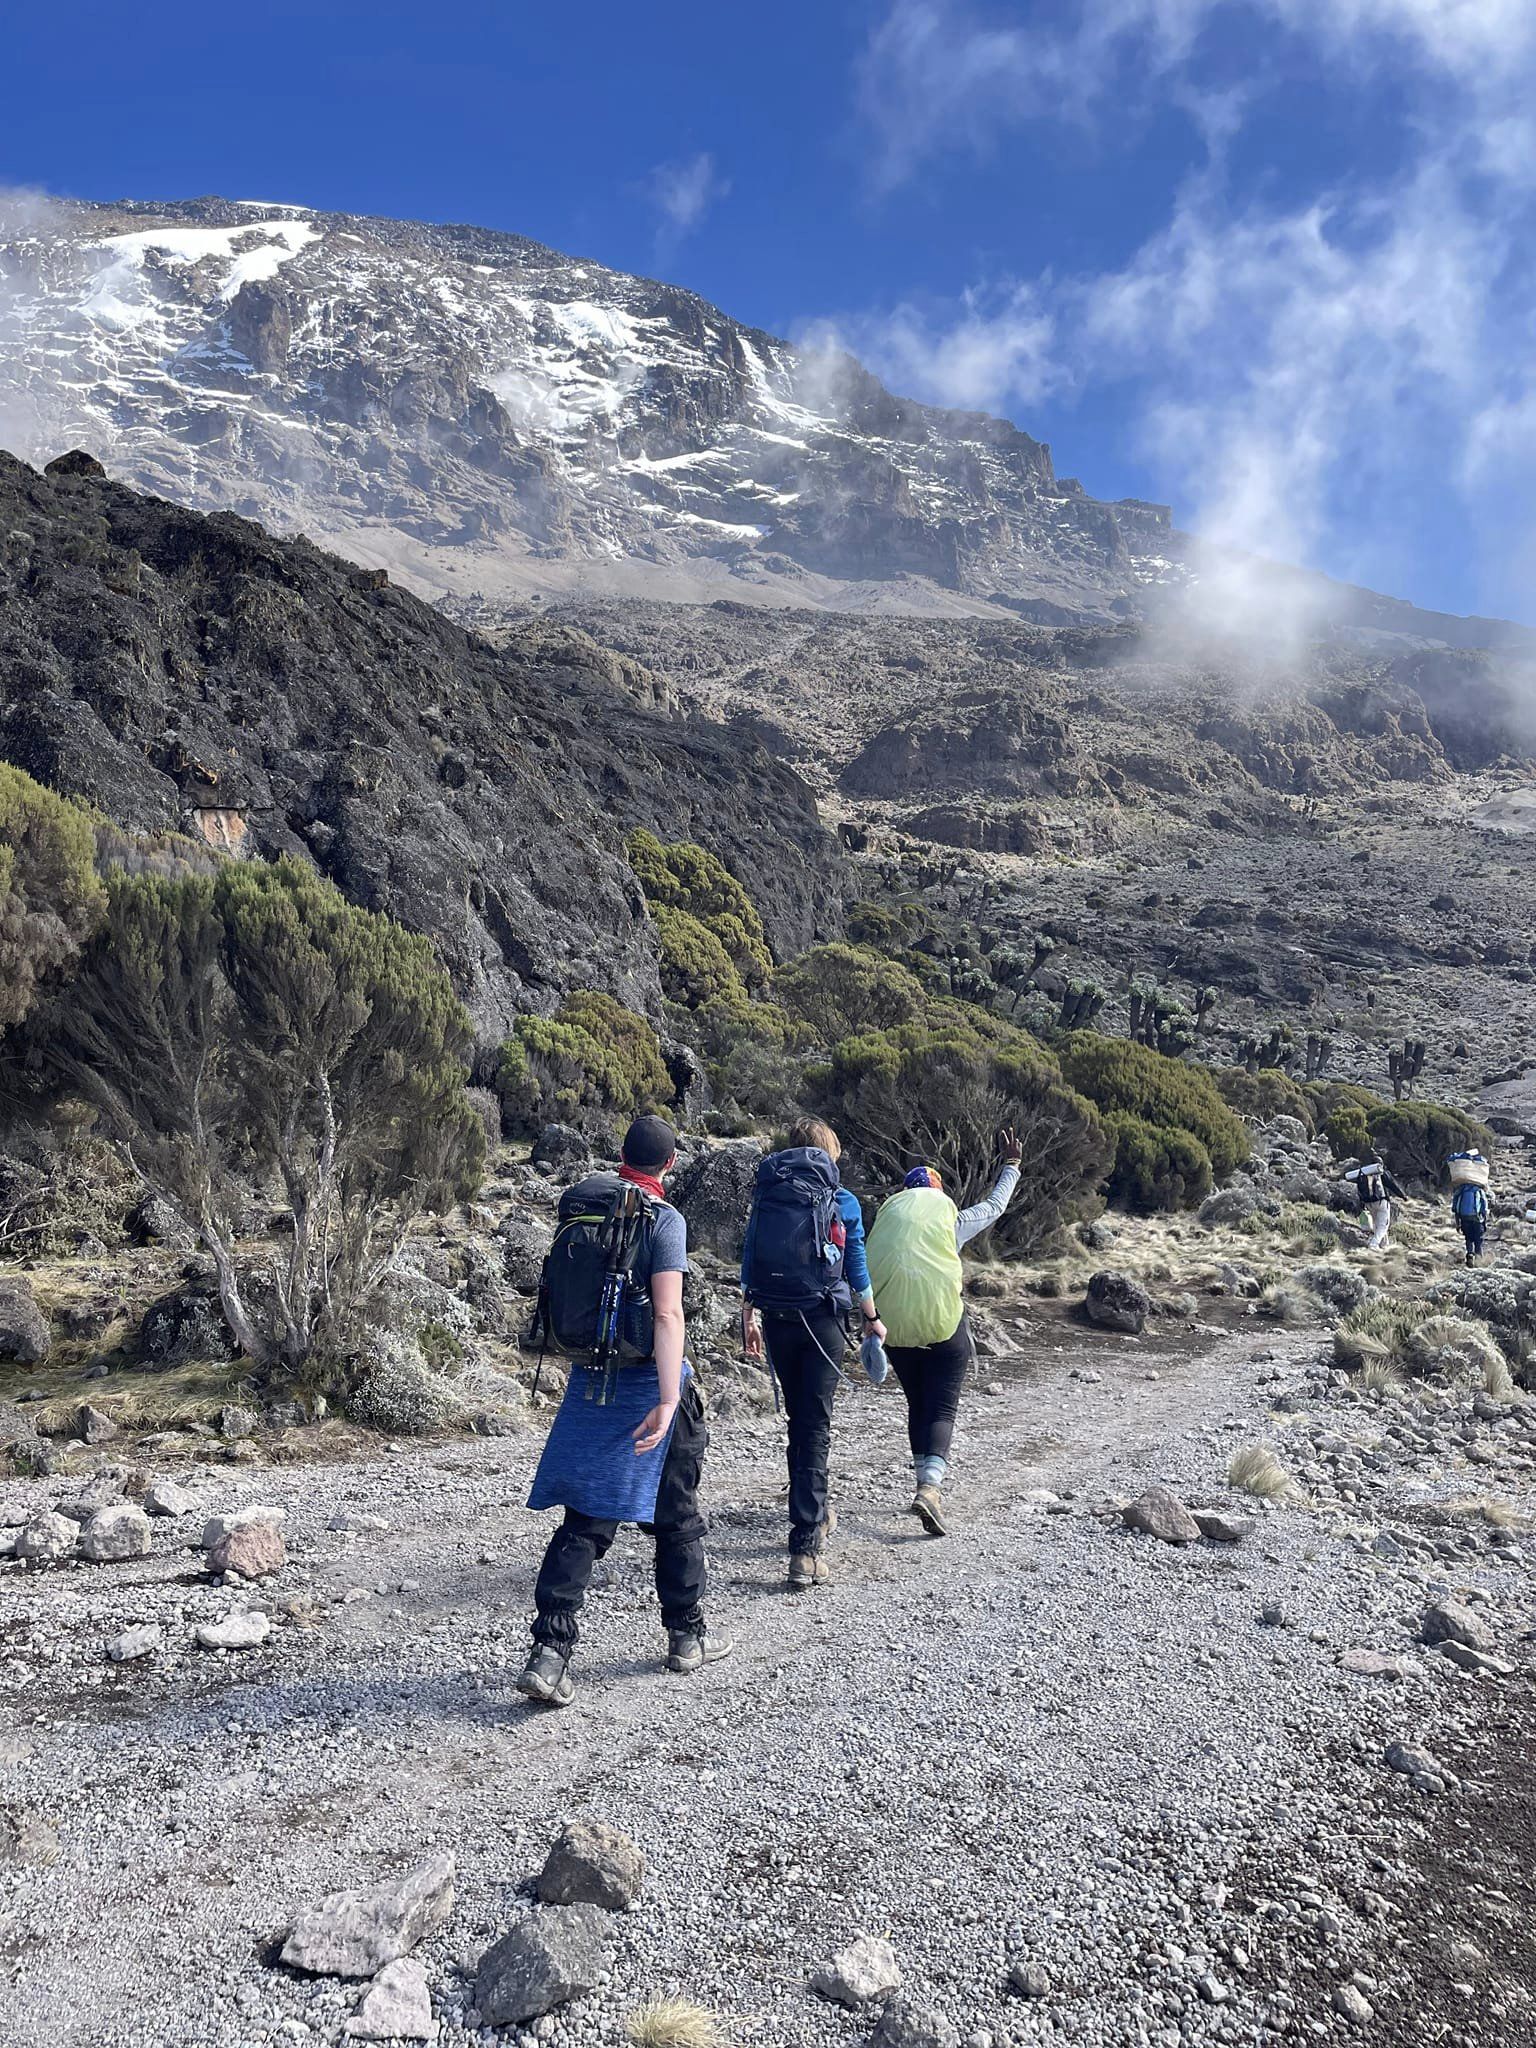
[528,1197,689,1525]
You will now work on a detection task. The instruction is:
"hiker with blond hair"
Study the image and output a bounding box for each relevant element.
[865,1129,1022,1536]
[741,1117,884,1592]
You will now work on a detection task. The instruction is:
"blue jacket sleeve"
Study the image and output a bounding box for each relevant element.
[838,1187,873,1305]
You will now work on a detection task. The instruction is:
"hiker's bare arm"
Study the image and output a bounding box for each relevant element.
[633,1268,684,1453]
[955,1136,1024,1249]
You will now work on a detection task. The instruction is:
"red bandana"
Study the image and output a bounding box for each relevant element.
[619,1163,668,1203]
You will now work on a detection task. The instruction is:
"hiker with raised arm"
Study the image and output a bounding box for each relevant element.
[865,1128,1022,1537]
[516,1114,729,1707]
[740,1117,885,1593]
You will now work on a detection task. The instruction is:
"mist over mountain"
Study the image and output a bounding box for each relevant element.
[5,191,1525,652]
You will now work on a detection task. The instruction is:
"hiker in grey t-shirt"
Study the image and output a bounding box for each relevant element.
[516,1115,732,1708]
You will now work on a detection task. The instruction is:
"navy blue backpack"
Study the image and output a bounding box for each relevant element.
[742,1147,848,1314]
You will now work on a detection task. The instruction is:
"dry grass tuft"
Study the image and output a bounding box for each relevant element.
[1333,1297,1433,1372]
[1257,1283,1318,1326]
[1359,1355,1402,1395]
[626,2001,725,2048]
[1228,1441,1298,1502]
[1404,1313,1508,1392]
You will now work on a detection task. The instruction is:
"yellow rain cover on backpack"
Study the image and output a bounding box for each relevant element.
[866,1187,964,1348]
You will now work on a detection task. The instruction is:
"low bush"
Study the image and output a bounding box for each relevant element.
[1103,1112,1213,1212]
[0,764,106,1030]
[628,829,771,992]
[1215,1066,1319,1131]
[500,990,673,1134]
[1060,1034,1249,1179]
[809,1014,1109,1256]
[774,942,928,1047]
[1333,1296,1435,1371]
[1321,1091,1494,1184]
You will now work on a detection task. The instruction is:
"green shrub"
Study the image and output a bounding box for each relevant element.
[501,990,673,1133]
[1365,1100,1494,1184]
[651,904,750,1009]
[1215,1066,1319,1131]
[0,764,107,1029]
[1059,1034,1249,1179]
[1104,1113,1214,1212]
[1323,1106,1372,1160]
[774,943,928,1046]
[809,1015,1109,1256]
[628,829,771,992]
[36,859,483,1371]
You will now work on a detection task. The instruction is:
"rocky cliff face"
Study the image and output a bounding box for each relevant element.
[0,452,841,1045]
[0,196,1177,618]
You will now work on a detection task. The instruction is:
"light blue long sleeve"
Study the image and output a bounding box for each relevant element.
[955,1163,1020,1249]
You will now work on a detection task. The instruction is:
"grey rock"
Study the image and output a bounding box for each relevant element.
[282,1851,457,1978]
[1193,1508,1255,1543]
[0,1279,50,1364]
[473,1904,607,2025]
[139,1285,236,1364]
[60,1473,127,1521]
[498,1211,553,1294]
[871,1995,961,2048]
[127,1191,197,1250]
[1084,1270,1151,1335]
[1332,1984,1373,2025]
[1421,1598,1493,1652]
[667,1139,763,1259]
[1197,1187,1261,1227]
[1122,1487,1201,1545]
[108,1622,162,1663]
[812,1933,902,2007]
[531,1124,589,1175]
[16,1510,79,1562]
[195,1609,271,1652]
[536,1820,645,1911]
[81,1503,152,1562]
[1340,1649,1413,1679]
[343,1958,436,2041]
[219,1403,259,1440]
[1007,1961,1050,1999]
[143,1477,197,1517]
[78,1403,118,1444]
[1385,1739,1456,1792]
[1437,1641,1513,1676]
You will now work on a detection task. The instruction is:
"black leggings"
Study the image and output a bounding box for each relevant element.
[531,1378,708,1653]
[761,1306,847,1555]
[888,1313,974,1468]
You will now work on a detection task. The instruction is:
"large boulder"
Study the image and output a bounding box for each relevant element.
[81,1503,153,1562]
[498,1211,553,1295]
[531,1124,590,1175]
[536,1820,644,1911]
[1084,1270,1151,1335]
[281,1852,457,1978]
[15,1509,78,1562]
[0,1279,50,1365]
[474,1906,608,2025]
[1421,1599,1493,1653]
[139,1285,237,1365]
[667,1139,763,1259]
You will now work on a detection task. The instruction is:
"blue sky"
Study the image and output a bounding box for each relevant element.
[7,0,1536,621]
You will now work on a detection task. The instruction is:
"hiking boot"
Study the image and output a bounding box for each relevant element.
[515,1643,574,1707]
[913,1483,948,1538]
[666,1630,734,1674]
[788,1552,829,1591]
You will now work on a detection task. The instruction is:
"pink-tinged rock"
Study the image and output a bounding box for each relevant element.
[208,1519,287,1580]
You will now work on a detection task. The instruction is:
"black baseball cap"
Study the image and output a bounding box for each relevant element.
[622,1114,677,1170]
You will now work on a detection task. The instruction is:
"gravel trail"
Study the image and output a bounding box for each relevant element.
[2,1314,1530,2048]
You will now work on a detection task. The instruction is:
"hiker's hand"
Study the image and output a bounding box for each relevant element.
[1000,1126,1022,1163]
[632,1402,677,1455]
[742,1309,763,1360]
[864,1312,887,1342]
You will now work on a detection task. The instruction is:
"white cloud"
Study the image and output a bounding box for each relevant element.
[798,281,1059,414]
[644,152,730,252]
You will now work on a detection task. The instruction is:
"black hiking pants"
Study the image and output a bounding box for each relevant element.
[761,1306,847,1555]
[531,1378,708,1653]
[1460,1218,1486,1259]
[888,1313,975,1470]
